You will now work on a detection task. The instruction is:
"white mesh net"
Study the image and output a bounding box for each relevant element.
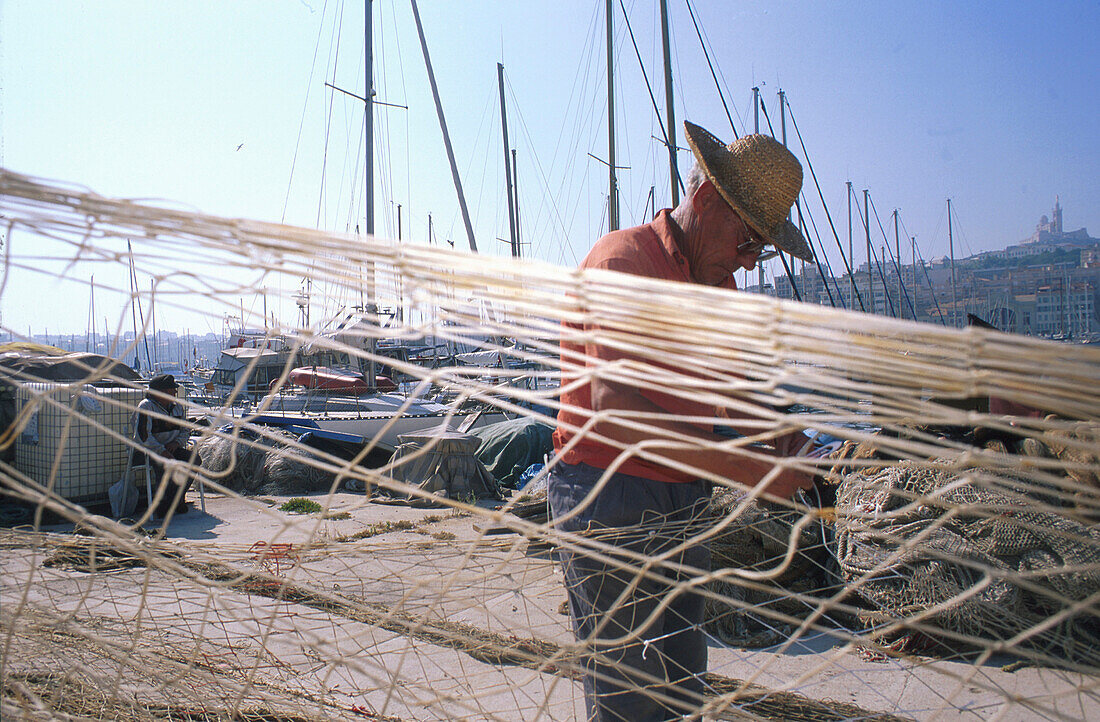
[1,169,1098,720]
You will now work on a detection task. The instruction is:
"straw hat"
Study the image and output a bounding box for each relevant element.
[683,120,812,261]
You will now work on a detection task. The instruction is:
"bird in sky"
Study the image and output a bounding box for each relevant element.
[236,143,244,152]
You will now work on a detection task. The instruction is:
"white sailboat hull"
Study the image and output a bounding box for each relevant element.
[206,392,510,451]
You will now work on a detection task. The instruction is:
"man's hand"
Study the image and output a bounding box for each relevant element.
[761,431,815,499]
[758,466,814,499]
[773,430,812,457]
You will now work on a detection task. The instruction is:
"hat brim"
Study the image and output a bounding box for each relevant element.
[768,219,813,262]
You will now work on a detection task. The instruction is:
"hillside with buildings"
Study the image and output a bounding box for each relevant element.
[772,199,1100,340]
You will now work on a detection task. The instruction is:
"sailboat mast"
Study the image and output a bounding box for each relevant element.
[847,181,854,307]
[497,62,518,257]
[779,89,799,282]
[127,240,143,372]
[912,236,917,320]
[779,89,787,143]
[363,0,379,389]
[864,189,872,314]
[659,0,678,208]
[411,0,478,252]
[151,279,158,369]
[880,246,890,315]
[89,275,95,354]
[365,0,374,237]
[606,0,619,232]
[948,197,957,327]
[894,210,902,319]
[753,87,764,295]
[753,86,760,133]
[512,148,522,257]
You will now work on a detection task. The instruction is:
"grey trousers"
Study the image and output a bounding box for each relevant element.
[548,462,712,722]
[134,448,197,516]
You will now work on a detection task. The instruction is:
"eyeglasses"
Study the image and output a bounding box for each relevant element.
[728,207,779,261]
[736,235,779,262]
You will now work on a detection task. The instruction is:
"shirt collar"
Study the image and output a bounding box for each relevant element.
[650,209,689,277]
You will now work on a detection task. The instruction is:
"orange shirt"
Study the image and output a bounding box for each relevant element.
[553,210,737,483]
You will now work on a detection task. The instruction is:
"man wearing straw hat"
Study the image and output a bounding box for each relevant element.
[550,121,815,721]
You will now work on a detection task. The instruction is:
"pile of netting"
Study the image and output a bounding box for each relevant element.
[832,432,1100,667]
[704,486,839,648]
[197,426,339,496]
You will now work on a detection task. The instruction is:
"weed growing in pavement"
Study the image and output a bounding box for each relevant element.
[336,519,415,542]
[279,498,323,514]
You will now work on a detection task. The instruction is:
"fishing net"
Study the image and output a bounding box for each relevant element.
[833,458,1100,665]
[197,427,340,496]
[704,487,839,649]
[370,429,503,505]
[1,169,1098,720]
[197,427,293,494]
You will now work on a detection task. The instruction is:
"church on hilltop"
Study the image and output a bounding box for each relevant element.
[1004,197,1096,259]
[1035,197,1066,238]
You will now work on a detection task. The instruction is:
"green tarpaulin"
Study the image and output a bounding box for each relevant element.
[469,417,554,488]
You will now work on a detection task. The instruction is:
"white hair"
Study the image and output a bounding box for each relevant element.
[684,163,707,198]
[676,163,708,213]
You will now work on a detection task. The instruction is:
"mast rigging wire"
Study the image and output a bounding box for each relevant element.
[785,99,865,312]
[529,0,602,266]
[318,1,348,232]
[684,0,739,139]
[795,203,839,308]
[756,95,802,301]
[789,192,839,305]
[867,197,919,320]
[282,0,333,226]
[778,252,802,301]
[853,191,897,317]
[127,241,153,371]
[899,214,949,326]
[798,191,847,309]
[865,194,901,318]
[505,75,583,265]
[617,0,683,198]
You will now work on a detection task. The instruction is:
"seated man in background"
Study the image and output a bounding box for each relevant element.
[131,374,198,517]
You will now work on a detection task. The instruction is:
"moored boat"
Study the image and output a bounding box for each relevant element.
[286,365,396,394]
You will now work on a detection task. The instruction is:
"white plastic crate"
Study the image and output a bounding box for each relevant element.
[13,382,144,505]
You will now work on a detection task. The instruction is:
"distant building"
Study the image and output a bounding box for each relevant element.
[1032,281,1096,337]
[1035,197,1064,236]
[1004,198,1096,259]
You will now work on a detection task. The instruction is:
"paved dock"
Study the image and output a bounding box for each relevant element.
[2,489,1096,720]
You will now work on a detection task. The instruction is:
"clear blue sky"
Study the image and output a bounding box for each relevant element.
[2,1,1097,335]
